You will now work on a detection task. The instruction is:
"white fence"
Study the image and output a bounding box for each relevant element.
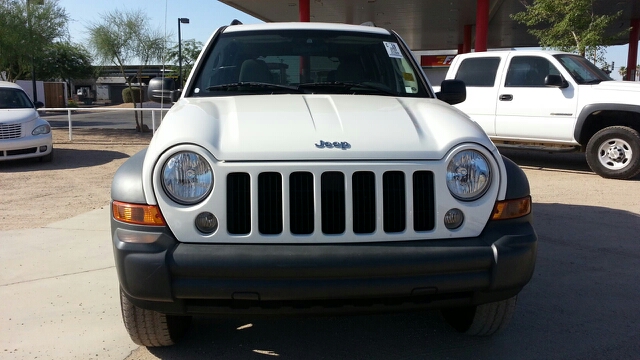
[39,107,171,141]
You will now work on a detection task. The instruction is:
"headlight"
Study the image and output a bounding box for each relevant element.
[446,149,491,201]
[162,151,213,204]
[32,124,50,135]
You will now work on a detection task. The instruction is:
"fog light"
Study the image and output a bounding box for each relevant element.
[195,212,218,234]
[39,145,47,152]
[444,208,464,229]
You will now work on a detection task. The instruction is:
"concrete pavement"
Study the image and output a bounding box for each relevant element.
[0,207,137,359]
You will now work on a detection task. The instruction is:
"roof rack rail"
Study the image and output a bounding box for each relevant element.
[360,21,376,27]
[230,19,243,25]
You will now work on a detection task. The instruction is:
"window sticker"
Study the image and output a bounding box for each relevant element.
[383,42,403,58]
[403,73,415,81]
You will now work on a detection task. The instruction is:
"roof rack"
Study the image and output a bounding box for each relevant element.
[230,19,243,25]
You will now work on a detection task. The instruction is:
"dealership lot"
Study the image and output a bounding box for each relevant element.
[1,147,639,359]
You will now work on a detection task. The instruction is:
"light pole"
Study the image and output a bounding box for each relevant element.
[178,17,190,88]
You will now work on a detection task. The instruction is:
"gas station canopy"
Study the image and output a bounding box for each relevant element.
[219,0,640,51]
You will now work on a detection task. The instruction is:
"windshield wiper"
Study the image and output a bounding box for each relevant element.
[206,82,305,93]
[584,79,603,85]
[298,82,398,96]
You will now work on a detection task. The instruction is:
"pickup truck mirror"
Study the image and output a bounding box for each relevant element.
[148,77,176,103]
[436,79,466,105]
[545,74,569,88]
[170,90,182,103]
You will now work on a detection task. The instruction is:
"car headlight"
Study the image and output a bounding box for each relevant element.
[446,149,491,201]
[32,124,50,135]
[162,151,213,204]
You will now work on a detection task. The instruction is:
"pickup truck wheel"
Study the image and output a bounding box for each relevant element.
[586,126,640,180]
[120,288,191,347]
[441,296,517,336]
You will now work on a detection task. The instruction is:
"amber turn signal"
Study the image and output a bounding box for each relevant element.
[491,196,531,220]
[112,201,166,226]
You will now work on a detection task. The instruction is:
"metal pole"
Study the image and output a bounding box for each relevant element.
[67,109,72,141]
[178,18,182,88]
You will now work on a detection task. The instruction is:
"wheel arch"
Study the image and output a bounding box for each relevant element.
[575,104,640,148]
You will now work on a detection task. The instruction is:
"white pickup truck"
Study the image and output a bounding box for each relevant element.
[437,50,640,180]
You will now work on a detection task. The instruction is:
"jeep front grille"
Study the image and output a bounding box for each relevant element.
[226,170,435,236]
[0,123,22,139]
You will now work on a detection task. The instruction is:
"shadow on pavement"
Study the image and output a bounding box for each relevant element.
[138,202,640,359]
[0,148,130,173]
[499,147,640,180]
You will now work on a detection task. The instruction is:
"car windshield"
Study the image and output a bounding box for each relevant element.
[0,88,34,109]
[553,54,612,84]
[188,29,428,98]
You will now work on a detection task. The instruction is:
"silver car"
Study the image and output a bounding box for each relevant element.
[0,81,53,162]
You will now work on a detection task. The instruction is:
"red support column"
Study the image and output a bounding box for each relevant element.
[463,24,472,53]
[475,0,489,52]
[299,0,310,22]
[626,18,639,81]
[299,0,310,82]
[458,43,464,54]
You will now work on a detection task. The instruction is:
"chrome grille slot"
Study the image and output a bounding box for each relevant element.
[258,172,282,235]
[413,171,436,231]
[352,171,376,234]
[227,173,251,235]
[289,172,314,235]
[321,172,346,235]
[0,123,22,139]
[383,171,406,233]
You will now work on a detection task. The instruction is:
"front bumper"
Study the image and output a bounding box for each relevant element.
[0,133,52,161]
[113,215,537,315]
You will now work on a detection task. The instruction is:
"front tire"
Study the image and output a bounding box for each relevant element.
[120,288,192,347]
[586,126,640,180]
[441,296,517,336]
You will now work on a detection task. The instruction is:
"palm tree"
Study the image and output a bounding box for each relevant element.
[618,66,627,79]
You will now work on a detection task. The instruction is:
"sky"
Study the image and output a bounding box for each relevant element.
[59,0,636,80]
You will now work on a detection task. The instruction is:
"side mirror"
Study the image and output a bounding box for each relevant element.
[545,74,569,88]
[34,101,44,109]
[170,90,182,103]
[147,77,176,103]
[436,79,466,105]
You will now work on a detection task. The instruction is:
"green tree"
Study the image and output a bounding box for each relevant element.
[511,0,628,66]
[165,39,204,86]
[0,0,69,81]
[36,42,94,96]
[87,9,167,131]
[618,66,627,78]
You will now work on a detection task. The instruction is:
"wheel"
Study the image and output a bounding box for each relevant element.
[120,288,192,347]
[39,147,53,162]
[441,296,517,336]
[586,126,640,180]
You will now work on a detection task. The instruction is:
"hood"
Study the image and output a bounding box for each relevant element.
[591,80,640,93]
[147,94,491,161]
[0,108,38,124]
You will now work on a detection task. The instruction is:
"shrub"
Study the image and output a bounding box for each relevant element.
[122,87,141,103]
[67,99,78,108]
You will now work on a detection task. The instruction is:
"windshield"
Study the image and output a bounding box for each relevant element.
[0,88,34,109]
[188,29,428,98]
[553,54,612,84]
